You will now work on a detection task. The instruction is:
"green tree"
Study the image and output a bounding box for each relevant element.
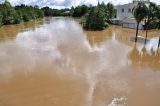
[41,7,53,16]
[132,1,148,43]
[106,3,116,19]
[82,5,109,30]
[72,5,88,17]
[15,4,44,22]
[0,14,2,26]
[144,2,157,44]
[0,1,44,26]
[155,5,160,48]
[0,1,20,24]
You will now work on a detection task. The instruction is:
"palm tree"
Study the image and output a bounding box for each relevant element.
[158,36,160,48]
[144,2,157,45]
[155,6,160,48]
[132,1,148,43]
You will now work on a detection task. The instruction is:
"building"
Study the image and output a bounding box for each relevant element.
[110,3,144,30]
[116,3,133,20]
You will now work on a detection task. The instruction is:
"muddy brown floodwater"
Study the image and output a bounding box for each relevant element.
[0,17,160,106]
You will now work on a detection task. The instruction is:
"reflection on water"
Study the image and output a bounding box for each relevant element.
[129,45,160,71]
[0,19,44,40]
[0,17,160,106]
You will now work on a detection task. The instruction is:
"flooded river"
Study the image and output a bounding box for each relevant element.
[0,17,160,106]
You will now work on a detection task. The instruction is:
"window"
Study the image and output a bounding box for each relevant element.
[122,8,124,13]
[128,8,131,13]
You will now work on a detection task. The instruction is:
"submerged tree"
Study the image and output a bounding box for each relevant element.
[0,14,2,26]
[144,2,157,44]
[82,5,109,30]
[82,2,116,30]
[106,2,116,20]
[155,5,160,48]
[132,1,148,43]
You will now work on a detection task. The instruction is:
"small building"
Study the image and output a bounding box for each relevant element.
[117,3,133,20]
[110,3,144,30]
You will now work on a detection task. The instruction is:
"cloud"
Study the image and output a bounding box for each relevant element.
[0,0,159,8]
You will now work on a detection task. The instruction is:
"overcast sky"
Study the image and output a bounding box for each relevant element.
[0,0,160,8]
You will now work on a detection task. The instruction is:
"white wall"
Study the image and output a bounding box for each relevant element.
[122,23,144,30]
[117,3,134,20]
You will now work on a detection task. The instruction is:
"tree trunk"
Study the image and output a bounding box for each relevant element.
[158,36,160,48]
[135,22,139,43]
[145,28,148,45]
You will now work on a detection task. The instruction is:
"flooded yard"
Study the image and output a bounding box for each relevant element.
[0,17,160,106]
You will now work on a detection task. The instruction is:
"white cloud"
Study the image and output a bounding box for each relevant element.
[0,0,159,8]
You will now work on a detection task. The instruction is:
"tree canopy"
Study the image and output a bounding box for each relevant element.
[0,1,44,26]
[82,2,116,30]
[132,1,148,42]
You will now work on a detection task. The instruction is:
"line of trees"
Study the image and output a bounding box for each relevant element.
[132,0,160,47]
[0,1,116,31]
[41,5,89,17]
[41,2,116,30]
[0,1,44,26]
[41,7,71,16]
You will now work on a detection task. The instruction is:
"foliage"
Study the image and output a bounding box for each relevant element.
[0,14,2,26]
[41,7,71,16]
[71,5,89,17]
[132,1,160,44]
[132,1,148,42]
[81,2,116,30]
[132,1,148,23]
[15,5,44,21]
[143,2,158,30]
[0,1,19,24]
[82,4,109,30]
[155,5,160,29]
[155,5,160,48]
[41,5,89,17]
[105,2,116,20]
[0,1,44,26]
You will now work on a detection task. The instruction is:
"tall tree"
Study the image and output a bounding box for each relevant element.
[155,5,160,48]
[144,2,157,44]
[82,4,109,30]
[106,3,116,19]
[0,13,2,26]
[132,1,148,43]
[0,1,20,24]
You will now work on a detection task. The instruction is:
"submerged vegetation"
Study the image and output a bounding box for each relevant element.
[41,2,116,30]
[0,0,116,30]
[0,1,116,31]
[41,5,89,17]
[132,0,160,44]
[82,6,108,30]
[82,3,116,30]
